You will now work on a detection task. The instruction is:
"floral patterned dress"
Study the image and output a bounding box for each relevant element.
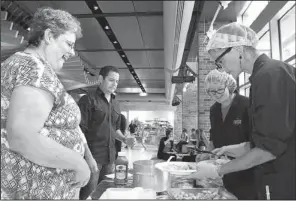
[1,52,86,199]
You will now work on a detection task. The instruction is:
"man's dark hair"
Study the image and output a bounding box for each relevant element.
[182,128,187,133]
[99,65,119,79]
[191,128,196,132]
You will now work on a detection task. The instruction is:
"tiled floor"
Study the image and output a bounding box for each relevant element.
[121,143,159,169]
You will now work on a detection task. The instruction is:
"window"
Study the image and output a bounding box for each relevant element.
[238,72,251,97]
[279,5,295,61]
[241,1,270,26]
[257,30,271,57]
[288,57,295,67]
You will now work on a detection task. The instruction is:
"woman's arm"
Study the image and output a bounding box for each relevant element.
[7,86,87,170]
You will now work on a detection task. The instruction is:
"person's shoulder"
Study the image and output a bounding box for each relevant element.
[3,52,44,71]
[78,92,94,105]
[257,58,292,80]
[235,94,249,105]
[210,102,219,113]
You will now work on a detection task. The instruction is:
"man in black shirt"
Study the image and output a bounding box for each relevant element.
[202,22,295,199]
[78,66,135,199]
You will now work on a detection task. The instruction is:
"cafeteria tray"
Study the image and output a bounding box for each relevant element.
[167,188,237,200]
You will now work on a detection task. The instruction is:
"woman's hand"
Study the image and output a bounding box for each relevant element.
[69,160,91,188]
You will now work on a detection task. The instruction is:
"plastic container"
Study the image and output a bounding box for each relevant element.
[114,152,128,185]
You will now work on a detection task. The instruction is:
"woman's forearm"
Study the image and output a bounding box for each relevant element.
[9,133,86,171]
[84,143,94,161]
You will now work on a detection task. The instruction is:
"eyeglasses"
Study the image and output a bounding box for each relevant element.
[206,88,226,95]
[215,47,232,69]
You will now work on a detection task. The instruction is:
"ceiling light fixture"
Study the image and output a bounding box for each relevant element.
[27,27,31,31]
[139,92,147,96]
[84,1,146,93]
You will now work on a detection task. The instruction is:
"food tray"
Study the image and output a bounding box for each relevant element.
[167,188,237,200]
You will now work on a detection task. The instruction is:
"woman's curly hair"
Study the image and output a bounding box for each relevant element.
[28,7,82,47]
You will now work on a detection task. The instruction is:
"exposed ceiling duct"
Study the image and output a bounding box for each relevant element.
[163,1,201,105]
[163,1,205,105]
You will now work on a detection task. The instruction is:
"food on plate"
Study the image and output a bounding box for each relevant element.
[166,163,194,171]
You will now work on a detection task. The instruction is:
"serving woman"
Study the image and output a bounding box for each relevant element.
[1,7,97,199]
[194,22,295,199]
[196,69,257,199]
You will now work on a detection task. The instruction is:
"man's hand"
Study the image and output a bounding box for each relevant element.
[212,142,250,158]
[195,153,213,162]
[124,136,136,147]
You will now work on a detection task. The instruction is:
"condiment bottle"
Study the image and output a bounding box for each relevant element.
[114,152,129,185]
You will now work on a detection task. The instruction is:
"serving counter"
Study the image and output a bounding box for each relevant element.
[90,164,237,200]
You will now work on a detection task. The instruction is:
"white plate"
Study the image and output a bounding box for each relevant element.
[154,162,196,176]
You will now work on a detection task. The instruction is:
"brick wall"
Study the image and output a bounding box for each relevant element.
[173,103,182,138]
[174,22,229,139]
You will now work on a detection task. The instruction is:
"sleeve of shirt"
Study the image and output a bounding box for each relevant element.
[251,68,295,157]
[78,95,92,136]
[241,99,251,141]
[116,112,121,131]
[15,56,63,106]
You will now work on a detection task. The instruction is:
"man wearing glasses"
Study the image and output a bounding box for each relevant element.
[197,22,295,199]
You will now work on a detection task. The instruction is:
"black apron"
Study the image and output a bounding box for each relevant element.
[210,94,257,199]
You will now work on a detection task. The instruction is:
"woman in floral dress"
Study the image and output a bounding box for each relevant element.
[1,7,97,199]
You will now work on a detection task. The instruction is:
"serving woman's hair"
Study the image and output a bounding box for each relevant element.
[1,7,97,199]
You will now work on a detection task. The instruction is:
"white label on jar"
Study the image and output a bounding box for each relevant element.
[115,165,127,180]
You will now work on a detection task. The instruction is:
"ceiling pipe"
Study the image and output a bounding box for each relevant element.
[203,1,232,44]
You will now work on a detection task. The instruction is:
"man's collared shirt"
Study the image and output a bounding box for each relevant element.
[248,54,295,199]
[78,87,121,164]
